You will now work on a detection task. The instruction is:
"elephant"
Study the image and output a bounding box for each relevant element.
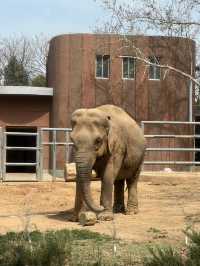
[70,104,146,221]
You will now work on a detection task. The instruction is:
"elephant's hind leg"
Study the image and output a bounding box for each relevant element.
[113,179,125,213]
[126,166,141,215]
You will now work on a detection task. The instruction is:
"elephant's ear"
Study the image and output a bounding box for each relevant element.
[107,116,118,154]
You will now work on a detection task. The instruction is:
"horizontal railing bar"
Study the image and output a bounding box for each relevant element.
[42,142,74,145]
[6,146,39,150]
[5,132,38,136]
[142,121,200,125]
[144,161,200,165]
[146,148,200,152]
[41,128,72,131]
[145,134,200,138]
[6,163,37,166]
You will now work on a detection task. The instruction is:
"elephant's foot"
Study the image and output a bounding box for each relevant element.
[97,211,113,221]
[113,204,125,213]
[125,206,139,215]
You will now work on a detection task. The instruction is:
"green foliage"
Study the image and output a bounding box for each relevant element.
[143,246,183,266]
[3,229,200,265]
[31,74,47,87]
[0,229,112,266]
[4,56,29,86]
[144,230,200,266]
[184,230,200,266]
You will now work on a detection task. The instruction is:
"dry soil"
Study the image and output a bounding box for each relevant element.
[0,172,200,245]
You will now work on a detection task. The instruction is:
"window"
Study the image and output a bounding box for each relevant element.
[122,57,135,79]
[149,56,161,80]
[96,55,110,78]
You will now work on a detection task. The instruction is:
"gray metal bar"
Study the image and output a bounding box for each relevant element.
[42,128,72,131]
[141,121,144,133]
[2,128,6,181]
[142,121,200,125]
[39,129,43,180]
[6,163,37,166]
[5,132,38,136]
[52,130,56,181]
[146,148,200,152]
[36,129,40,180]
[6,146,38,150]
[0,128,2,180]
[145,134,200,138]
[42,142,74,145]
[144,161,200,165]
[65,131,71,181]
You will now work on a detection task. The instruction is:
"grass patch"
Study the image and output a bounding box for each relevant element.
[1,229,200,265]
[0,229,146,265]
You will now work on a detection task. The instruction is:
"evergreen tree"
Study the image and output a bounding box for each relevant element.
[31,74,47,87]
[4,56,29,86]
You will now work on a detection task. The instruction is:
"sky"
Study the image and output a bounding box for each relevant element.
[0,0,106,38]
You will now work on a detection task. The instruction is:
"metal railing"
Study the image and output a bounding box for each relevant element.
[141,121,200,167]
[0,121,200,181]
[40,128,73,180]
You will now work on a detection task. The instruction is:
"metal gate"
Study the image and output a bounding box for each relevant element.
[0,127,73,181]
[2,129,40,181]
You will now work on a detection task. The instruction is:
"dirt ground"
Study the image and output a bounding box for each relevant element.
[0,172,200,245]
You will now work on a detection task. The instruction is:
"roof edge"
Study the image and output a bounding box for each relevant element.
[0,86,53,96]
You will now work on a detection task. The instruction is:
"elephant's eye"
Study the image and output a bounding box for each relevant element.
[71,119,76,128]
[94,137,103,149]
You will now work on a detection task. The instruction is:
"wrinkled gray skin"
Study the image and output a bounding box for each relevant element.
[70,105,146,221]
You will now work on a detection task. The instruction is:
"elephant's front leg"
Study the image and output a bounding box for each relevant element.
[98,155,123,221]
[70,182,87,222]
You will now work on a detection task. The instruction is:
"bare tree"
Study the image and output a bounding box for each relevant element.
[95,0,200,37]
[94,0,200,94]
[0,34,49,85]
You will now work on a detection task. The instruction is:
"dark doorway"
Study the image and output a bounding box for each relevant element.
[195,116,200,163]
[6,127,37,173]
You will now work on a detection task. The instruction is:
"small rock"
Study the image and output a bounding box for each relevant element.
[79,211,97,226]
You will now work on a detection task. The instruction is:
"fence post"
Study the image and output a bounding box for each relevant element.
[0,128,2,181]
[2,128,6,181]
[52,130,56,181]
[39,129,43,180]
[65,130,71,181]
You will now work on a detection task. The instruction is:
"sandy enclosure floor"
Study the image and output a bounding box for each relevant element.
[0,172,200,245]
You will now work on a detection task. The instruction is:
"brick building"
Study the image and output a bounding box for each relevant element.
[47,34,196,171]
[0,34,196,177]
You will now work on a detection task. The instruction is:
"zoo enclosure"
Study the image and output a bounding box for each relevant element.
[0,121,199,181]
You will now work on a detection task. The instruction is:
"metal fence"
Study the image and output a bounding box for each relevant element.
[0,127,73,181]
[0,122,200,181]
[39,128,73,180]
[141,121,200,168]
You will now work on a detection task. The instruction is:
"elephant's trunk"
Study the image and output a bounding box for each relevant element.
[75,153,104,213]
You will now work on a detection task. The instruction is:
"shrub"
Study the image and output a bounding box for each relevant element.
[0,229,112,266]
[143,246,183,266]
